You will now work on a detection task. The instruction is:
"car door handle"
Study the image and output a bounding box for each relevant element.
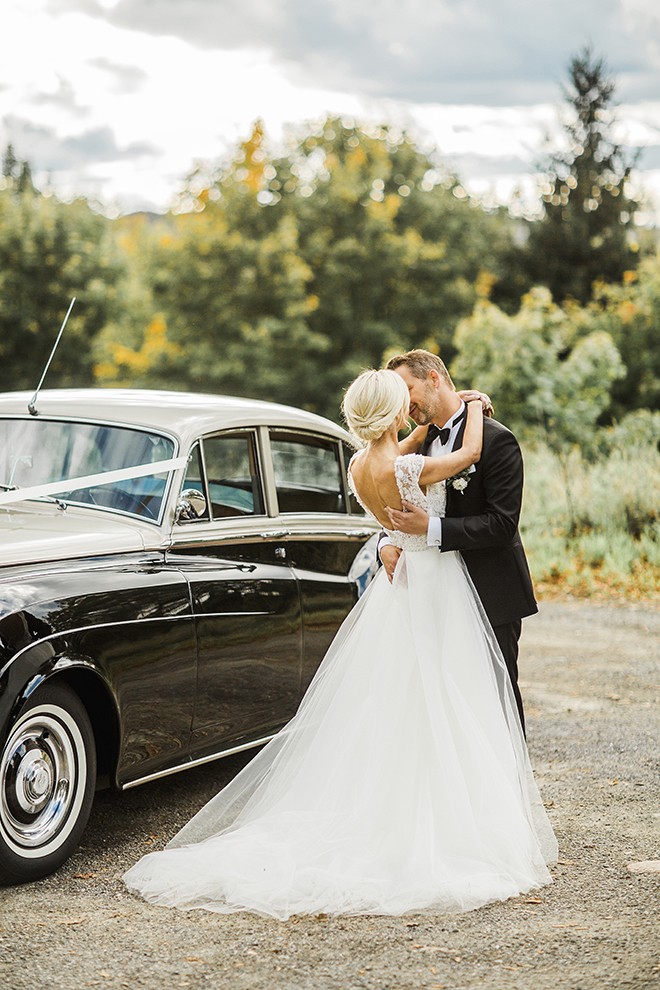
[260,529,289,539]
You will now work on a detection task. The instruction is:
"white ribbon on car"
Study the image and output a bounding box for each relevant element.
[0,456,189,507]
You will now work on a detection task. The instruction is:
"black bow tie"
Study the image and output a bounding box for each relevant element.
[427,407,467,447]
[426,424,451,445]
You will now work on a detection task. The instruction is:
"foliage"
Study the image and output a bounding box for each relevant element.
[2,143,34,195]
[268,119,519,375]
[595,408,660,451]
[450,286,625,445]
[104,119,520,418]
[522,430,659,602]
[523,47,641,305]
[93,213,182,386]
[575,255,660,417]
[451,284,629,540]
[0,184,126,392]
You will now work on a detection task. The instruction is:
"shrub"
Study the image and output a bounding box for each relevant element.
[521,434,659,601]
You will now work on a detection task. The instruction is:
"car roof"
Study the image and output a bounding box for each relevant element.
[0,389,350,446]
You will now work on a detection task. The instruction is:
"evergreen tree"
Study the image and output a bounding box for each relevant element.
[524,47,640,304]
[2,144,19,180]
[2,143,35,194]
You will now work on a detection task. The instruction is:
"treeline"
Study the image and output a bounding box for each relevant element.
[1,51,656,426]
[0,49,658,596]
[2,117,658,418]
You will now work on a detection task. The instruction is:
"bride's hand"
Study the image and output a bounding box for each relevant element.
[379,544,402,583]
[457,389,493,417]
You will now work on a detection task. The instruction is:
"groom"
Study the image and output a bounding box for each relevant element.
[382,349,537,731]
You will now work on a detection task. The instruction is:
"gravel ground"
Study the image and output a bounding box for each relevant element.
[1,600,658,990]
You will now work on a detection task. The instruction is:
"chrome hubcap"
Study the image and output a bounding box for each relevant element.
[1,705,85,856]
[15,751,58,811]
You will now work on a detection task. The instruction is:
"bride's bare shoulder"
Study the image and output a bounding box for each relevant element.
[348,450,401,488]
[347,448,367,477]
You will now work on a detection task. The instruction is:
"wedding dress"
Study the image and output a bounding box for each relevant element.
[123,454,557,918]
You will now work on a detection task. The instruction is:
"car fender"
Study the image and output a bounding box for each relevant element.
[0,643,121,787]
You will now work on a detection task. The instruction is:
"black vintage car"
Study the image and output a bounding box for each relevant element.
[0,389,378,883]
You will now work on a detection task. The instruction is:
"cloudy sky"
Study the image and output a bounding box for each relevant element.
[2,0,659,217]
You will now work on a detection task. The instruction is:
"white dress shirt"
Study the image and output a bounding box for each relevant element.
[426,401,466,547]
[378,401,466,555]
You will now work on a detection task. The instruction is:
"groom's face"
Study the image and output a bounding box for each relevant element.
[394,367,444,426]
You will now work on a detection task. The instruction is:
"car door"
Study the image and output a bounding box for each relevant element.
[167,430,303,759]
[266,429,377,693]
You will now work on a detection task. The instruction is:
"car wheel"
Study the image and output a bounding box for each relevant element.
[0,682,96,885]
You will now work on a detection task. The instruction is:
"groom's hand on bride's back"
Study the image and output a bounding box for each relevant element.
[386,502,429,536]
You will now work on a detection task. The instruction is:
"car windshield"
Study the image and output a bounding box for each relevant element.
[0,418,176,521]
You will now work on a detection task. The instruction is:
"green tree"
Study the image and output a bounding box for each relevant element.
[0,187,126,391]
[2,143,35,194]
[2,143,18,179]
[93,212,181,386]
[524,47,640,304]
[451,286,626,533]
[271,120,519,405]
[575,256,660,417]
[451,286,625,444]
[123,118,520,418]
[97,191,328,403]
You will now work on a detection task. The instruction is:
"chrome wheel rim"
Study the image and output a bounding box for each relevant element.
[0,704,87,858]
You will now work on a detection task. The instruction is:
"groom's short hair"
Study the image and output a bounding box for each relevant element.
[386,349,455,389]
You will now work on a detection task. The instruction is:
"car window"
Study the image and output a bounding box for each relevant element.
[270,432,345,514]
[0,417,175,522]
[202,432,264,519]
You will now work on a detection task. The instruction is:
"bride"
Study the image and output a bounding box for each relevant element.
[123,370,557,918]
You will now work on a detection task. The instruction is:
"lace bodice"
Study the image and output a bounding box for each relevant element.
[348,453,446,552]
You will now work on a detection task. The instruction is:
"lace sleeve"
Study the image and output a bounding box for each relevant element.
[394,454,426,507]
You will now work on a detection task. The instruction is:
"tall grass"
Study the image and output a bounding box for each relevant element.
[521,438,660,602]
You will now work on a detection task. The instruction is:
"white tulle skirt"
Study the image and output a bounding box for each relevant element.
[123,550,557,919]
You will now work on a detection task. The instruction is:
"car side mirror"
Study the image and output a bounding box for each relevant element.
[175,489,207,523]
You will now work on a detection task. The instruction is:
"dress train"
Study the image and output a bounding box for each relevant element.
[123,546,557,919]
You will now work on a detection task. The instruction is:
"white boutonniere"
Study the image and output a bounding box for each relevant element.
[448,467,472,494]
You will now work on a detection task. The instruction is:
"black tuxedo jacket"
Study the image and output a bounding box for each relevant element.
[421,415,537,627]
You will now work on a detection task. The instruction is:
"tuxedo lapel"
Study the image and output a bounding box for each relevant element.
[446,414,473,513]
[451,417,467,452]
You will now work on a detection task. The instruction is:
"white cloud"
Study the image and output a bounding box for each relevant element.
[0,0,658,216]
[1,1,362,209]
[65,0,659,105]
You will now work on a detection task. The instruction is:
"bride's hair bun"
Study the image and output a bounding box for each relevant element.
[342,369,410,443]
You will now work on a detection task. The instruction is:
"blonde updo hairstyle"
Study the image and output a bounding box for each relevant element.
[342,369,410,445]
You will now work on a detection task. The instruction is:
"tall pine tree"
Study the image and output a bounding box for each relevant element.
[2,143,35,194]
[525,47,639,304]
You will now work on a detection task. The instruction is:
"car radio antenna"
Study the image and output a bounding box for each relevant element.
[28,296,76,416]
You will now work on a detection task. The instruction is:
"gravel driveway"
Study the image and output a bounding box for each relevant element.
[1,600,658,990]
